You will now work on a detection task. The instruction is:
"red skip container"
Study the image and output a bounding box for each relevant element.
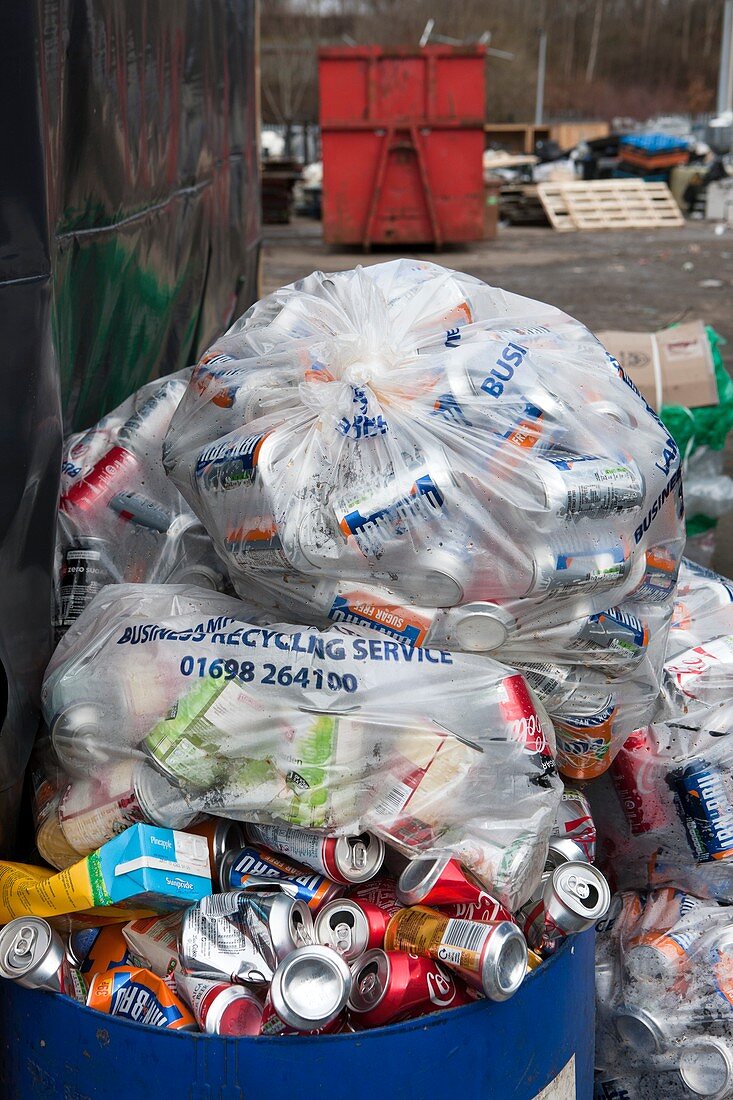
[319,45,487,248]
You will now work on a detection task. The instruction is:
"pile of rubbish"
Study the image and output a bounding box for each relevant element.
[0,260,692,1043]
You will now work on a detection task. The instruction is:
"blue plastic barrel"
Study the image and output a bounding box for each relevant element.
[0,930,594,1100]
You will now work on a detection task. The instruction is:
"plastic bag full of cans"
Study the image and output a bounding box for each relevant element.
[41,582,565,911]
[0,806,609,1037]
[586,559,733,905]
[162,259,685,781]
[55,370,228,644]
[595,888,733,1099]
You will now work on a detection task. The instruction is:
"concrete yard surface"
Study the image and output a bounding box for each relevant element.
[261,218,733,576]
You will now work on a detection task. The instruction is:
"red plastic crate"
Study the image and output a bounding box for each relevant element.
[319,46,487,248]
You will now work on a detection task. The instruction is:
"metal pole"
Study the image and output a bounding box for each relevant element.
[718,0,733,115]
[535,30,547,126]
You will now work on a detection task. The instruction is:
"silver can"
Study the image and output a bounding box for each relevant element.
[551,786,596,863]
[238,890,314,961]
[521,862,610,950]
[50,701,108,778]
[528,542,631,599]
[513,661,604,715]
[0,917,81,998]
[269,944,352,1032]
[544,835,590,871]
[313,899,373,962]
[613,1004,671,1057]
[178,892,290,985]
[530,454,644,519]
[244,823,385,886]
[446,602,517,652]
[678,1037,733,1099]
[542,861,611,937]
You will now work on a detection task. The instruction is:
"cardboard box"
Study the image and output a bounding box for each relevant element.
[597,320,717,411]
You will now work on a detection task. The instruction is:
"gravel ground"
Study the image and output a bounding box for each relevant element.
[262,218,733,575]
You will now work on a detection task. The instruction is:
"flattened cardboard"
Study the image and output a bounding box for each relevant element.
[597,320,717,411]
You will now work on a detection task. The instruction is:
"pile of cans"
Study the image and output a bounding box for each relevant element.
[163,259,685,779]
[0,809,608,1036]
[590,559,733,1098]
[55,369,227,644]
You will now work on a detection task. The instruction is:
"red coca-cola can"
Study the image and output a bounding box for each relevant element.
[499,674,556,776]
[314,898,396,960]
[348,876,402,916]
[397,855,491,908]
[60,445,139,513]
[436,893,515,925]
[348,949,476,1028]
[609,727,671,835]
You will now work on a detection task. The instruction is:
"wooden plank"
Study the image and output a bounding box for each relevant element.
[537,180,684,231]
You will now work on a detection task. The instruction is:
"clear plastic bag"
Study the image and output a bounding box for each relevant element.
[163,260,686,779]
[596,887,733,1097]
[41,583,563,910]
[55,371,228,642]
[589,560,733,903]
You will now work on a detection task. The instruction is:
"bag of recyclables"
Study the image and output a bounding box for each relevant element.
[41,584,563,910]
[162,259,685,780]
[589,560,733,904]
[55,370,228,643]
[595,887,733,1098]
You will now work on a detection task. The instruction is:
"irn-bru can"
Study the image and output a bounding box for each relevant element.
[87,967,196,1030]
[329,459,453,555]
[67,924,139,976]
[348,949,474,1028]
[219,845,342,910]
[384,906,527,1001]
[666,759,733,863]
[554,697,617,780]
[195,430,275,494]
[624,927,699,989]
[224,519,292,572]
[570,606,649,667]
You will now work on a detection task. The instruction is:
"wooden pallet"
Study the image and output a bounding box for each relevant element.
[537,180,684,231]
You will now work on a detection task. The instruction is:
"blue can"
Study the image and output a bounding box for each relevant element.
[668,759,733,862]
[220,845,343,910]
